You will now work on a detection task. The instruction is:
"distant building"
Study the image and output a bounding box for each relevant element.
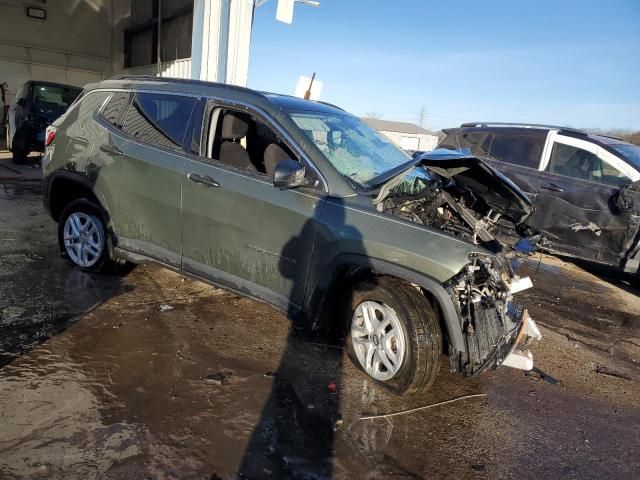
[362,118,439,152]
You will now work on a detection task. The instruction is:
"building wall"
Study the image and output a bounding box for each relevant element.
[380,130,439,152]
[0,0,138,107]
[124,0,193,68]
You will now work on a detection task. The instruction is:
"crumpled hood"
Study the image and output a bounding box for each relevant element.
[417,149,533,225]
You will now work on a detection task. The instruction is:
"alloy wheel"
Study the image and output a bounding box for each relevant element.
[351,300,407,381]
[63,212,105,268]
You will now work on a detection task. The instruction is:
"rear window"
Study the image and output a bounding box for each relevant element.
[122,92,196,150]
[488,133,544,169]
[32,84,82,108]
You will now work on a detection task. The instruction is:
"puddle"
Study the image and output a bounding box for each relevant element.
[2,181,640,479]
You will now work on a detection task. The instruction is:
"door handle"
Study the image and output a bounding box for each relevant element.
[100,144,123,156]
[540,183,564,192]
[187,172,220,188]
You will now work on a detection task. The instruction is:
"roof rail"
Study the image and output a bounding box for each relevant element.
[106,75,260,95]
[108,76,343,110]
[315,100,345,111]
[459,122,587,136]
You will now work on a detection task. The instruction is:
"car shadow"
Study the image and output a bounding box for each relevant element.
[236,197,371,479]
[558,255,640,296]
[0,182,132,368]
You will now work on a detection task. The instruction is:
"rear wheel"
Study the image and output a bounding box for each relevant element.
[57,199,125,273]
[346,277,442,396]
[11,128,29,164]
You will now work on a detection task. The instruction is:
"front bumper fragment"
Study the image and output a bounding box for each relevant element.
[501,310,542,371]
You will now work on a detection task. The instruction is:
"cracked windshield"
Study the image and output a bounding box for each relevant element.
[289,111,410,185]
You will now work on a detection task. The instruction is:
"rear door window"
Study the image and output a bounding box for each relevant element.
[489,133,544,169]
[122,92,196,151]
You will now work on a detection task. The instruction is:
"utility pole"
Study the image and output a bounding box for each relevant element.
[418,106,427,128]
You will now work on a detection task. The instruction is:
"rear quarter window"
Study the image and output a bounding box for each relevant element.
[122,92,196,151]
[100,91,129,126]
[65,91,111,139]
[459,132,493,157]
[438,135,459,150]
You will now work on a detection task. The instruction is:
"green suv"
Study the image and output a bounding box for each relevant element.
[42,76,541,395]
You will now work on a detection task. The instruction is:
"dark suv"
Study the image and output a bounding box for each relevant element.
[7,80,82,163]
[42,77,541,395]
[439,123,640,276]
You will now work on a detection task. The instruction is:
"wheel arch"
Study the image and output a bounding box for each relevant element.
[45,171,105,223]
[305,254,466,356]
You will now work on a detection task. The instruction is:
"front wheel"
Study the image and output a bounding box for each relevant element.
[57,199,125,273]
[346,277,442,396]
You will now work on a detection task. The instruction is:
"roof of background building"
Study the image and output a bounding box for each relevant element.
[361,117,435,135]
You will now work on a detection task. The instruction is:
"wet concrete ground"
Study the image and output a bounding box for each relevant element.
[0,169,639,479]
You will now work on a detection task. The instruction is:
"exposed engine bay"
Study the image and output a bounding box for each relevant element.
[373,152,542,375]
[374,155,536,254]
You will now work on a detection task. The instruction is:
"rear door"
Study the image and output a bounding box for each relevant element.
[92,91,196,267]
[180,100,325,313]
[532,134,638,265]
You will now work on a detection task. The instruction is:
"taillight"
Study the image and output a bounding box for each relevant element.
[44,126,57,147]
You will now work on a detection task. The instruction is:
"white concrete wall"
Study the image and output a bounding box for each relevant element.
[0,0,135,105]
[380,131,439,152]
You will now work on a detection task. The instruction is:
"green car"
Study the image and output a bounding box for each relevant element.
[42,76,541,396]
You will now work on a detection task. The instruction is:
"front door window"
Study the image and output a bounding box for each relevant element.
[547,142,631,187]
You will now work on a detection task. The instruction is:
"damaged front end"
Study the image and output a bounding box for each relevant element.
[372,150,542,375]
[446,254,541,376]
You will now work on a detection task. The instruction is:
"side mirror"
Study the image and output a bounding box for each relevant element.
[273,159,309,189]
[16,98,26,107]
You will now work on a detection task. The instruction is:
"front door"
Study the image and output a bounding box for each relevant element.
[531,135,638,265]
[180,103,325,313]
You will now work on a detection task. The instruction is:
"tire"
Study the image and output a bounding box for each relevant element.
[57,199,125,273]
[11,129,29,164]
[346,276,442,396]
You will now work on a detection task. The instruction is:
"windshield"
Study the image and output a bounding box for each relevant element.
[610,143,640,170]
[32,84,82,109]
[288,110,411,186]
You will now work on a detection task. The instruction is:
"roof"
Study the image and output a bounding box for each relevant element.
[459,122,584,134]
[448,122,629,143]
[107,75,346,115]
[361,117,435,135]
[27,80,83,90]
[265,93,346,115]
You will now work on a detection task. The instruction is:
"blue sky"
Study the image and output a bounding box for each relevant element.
[248,0,640,131]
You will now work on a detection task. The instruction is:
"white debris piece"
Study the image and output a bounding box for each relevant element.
[510,276,534,294]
